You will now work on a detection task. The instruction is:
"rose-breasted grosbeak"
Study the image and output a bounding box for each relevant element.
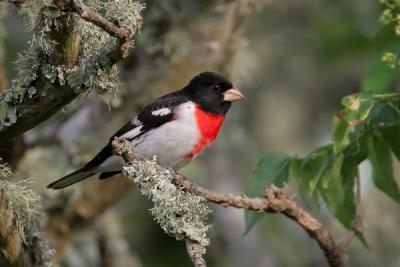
[48,72,244,189]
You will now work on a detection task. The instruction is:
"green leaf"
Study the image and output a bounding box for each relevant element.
[380,125,400,160]
[335,135,369,228]
[361,52,396,93]
[361,25,399,93]
[341,93,375,124]
[333,93,375,154]
[368,132,400,203]
[295,145,334,197]
[369,100,400,127]
[320,154,345,215]
[244,151,292,234]
[333,116,351,154]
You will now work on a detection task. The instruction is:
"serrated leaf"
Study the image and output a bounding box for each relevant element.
[368,132,400,203]
[244,151,292,234]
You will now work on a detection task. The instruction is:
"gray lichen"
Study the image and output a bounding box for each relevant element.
[0,0,144,131]
[105,0,144,30]
[123,159,212,247]
[0,163,52,266]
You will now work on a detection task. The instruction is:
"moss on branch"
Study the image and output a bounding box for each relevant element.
[123,158,212,247]
[0,0,144,143]
[0,164,50,267]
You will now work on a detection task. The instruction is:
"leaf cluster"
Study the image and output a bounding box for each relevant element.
[245,91,400,235]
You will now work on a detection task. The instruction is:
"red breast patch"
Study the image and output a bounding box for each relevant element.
[187,107,224,158]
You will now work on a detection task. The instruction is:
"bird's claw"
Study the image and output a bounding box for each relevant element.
[166,166,176,176]
[190,181,198,195]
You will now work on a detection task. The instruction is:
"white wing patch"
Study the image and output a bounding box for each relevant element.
[131,117,142,126]
[151,107,171,116]
[120,117,143,139]
[120,126,142,139]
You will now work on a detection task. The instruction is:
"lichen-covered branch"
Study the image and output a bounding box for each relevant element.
[113,138,211,266]
[0,165,49,267]
[118,144,212,247]
[0,186,33,267]
[56,0,132,39]
[112,138,346,267]
[0,0,143,143]
[185,239,207,267]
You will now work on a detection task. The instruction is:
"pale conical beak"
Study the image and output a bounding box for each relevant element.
[223,88,245,102]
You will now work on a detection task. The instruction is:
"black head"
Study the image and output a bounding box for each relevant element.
[183,72,244,115]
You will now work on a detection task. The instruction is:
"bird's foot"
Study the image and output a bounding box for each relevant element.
[165,166,176,176]
[189,181,198,195]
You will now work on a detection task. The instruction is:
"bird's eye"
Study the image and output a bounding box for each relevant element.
[213,84,221,92]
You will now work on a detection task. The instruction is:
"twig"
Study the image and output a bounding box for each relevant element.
[185,239,207,267]
[1,0,139,58]
[56,0,132,40]
[112,138,345,267]
[54,0,140,58]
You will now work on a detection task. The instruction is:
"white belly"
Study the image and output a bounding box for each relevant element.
[96,102,199,172]
[132,101,199,169]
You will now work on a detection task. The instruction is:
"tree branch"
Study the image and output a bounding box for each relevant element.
[112,139,346,267]
[54,0,139,59]
[185,239,207,267]
[0,1,142,143]
[56,0,132,39]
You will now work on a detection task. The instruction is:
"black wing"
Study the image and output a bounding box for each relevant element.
[85,91,189,169]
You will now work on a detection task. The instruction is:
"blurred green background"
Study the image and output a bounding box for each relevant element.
[1,1,400,266]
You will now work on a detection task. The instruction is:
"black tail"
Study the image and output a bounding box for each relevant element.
[48,144,114,189]
[47,167,95,189]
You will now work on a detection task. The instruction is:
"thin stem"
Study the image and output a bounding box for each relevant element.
[373,92,400,101]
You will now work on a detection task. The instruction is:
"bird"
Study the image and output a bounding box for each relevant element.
[47,71,244,189]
